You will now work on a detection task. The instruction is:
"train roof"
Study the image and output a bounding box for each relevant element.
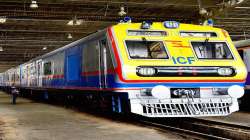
[233,39,250,48]
[113,22,222,32]
[20,28,107,66]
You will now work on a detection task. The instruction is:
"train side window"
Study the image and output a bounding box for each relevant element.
[11,73,15,82]
[44,62,52,75]
[52,52,64,75]
[106,43,114,69]
[16,73,19,81]
[21,68,25,79]
[238,50,243,58]
[82,41,99,72]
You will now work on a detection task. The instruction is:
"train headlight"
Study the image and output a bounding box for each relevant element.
[137,67,156,76]
[151,85,170,99]
[228,85,244,99]
[217,67,233,76]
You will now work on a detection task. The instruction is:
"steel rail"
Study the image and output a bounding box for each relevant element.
[139,120,230,140]
[187,118,250,132]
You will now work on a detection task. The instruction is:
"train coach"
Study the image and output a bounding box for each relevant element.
[234,39,250,88]
[0,20,247,117]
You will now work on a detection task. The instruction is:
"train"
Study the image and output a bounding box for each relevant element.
[234,39,250,88]
[0,20,247,117]
[234,39,250,110]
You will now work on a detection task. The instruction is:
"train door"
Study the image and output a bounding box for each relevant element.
[20,66,26,86]
[99,39,108,88]
[65,47,81,86]
[37,60,43,87]
[27,65,30,87]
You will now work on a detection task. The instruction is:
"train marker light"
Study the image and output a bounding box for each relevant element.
[217,67,233,76]
[163,21,179,29]
[138,67,156,76]
[151,85,170,99]
[228,85,244,99]
[141,21,152,29]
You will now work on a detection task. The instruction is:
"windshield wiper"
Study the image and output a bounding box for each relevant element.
[142,37,153,58]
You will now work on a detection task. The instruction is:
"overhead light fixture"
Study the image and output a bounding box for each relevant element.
[30,0,38,9]
[67,17,83,26]
[42,47,47,50]
[236,0,245,4]
[118,6,127,16]
[0,16,7,23]
[67,33,73,39]
[0,47,3,52]
[199,8,208,15]
[226,0,245,7]
[235,6,250,9]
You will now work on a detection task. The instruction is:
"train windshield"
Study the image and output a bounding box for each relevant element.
[191,42,233,59]
[125,40,168,59]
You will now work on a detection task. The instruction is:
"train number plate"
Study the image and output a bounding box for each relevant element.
[170,88,200,98]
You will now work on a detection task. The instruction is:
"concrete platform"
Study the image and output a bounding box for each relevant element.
[0,91,184,140]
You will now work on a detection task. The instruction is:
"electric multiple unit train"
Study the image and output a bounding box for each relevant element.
[0,20,247,117]
[234,39,250,89]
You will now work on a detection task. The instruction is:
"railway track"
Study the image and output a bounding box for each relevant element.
[139,120,229,140]
[181,118,250,140]
[137,117,250,140]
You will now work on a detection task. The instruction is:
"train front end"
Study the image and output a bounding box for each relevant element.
[108,21,247,117]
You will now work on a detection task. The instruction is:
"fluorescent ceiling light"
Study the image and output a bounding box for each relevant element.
[0,47,3,52]
[67,33,73,39]
[235,7,250,9]
[42,47,47,50]
[236,0,245,4]
[199,8,207,15]
[30,0,38,9]
[67,19,83,26]
[0,16,7,23]
[118,6,126,16]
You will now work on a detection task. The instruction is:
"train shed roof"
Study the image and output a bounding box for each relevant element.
[0,0,249,72]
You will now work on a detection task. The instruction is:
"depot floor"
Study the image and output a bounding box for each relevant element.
[0,91,186,140]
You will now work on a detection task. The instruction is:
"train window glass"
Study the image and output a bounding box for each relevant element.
[16,73,19,81]
[244,50,250,72]
[11,73,14,82]
[238,50,243,58]
[52,53,64,75]
[82,41,99,72]
[191,42,233,59]
[44,62,52,75]
[125,40,168,59]
[127,30,167,36]
[180,32,217,37]
[106,45,114,69]
[30,64,36,76]
[21,68,25,79]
